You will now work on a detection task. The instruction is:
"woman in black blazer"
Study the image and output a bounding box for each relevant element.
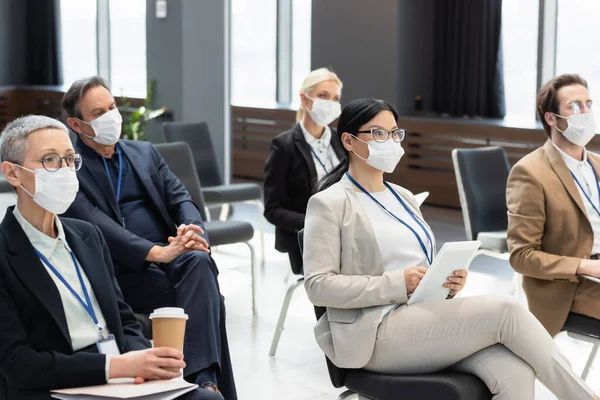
[0,116,220,400]
[263,68,345,273]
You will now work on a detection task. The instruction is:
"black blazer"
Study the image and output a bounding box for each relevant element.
[0,208,149,400]
[263,124,345,253]
[64,139,207,274]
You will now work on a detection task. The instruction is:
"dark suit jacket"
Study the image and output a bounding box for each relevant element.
[64,139,207,274]
[263,124,345,253]
[0,208,149,400]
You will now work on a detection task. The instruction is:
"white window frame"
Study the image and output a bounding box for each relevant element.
[536,0,558,93]
[276,0,293,104]
[62,0,146,95]
[96,0,112,85]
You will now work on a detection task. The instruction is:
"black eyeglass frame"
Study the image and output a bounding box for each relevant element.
[355,128,406,143]
[33,153,83,172]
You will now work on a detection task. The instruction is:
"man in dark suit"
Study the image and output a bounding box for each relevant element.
[61,76,236,399]
[0,115,220,399]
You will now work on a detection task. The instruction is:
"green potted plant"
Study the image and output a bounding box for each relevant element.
[121,79,166,141]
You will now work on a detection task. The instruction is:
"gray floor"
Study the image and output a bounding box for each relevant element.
[218,203,600,399]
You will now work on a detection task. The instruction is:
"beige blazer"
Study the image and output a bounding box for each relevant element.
[303,175,435,368]
[507,140,600,336]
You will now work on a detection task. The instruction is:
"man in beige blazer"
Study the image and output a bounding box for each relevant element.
[507,73,600,337]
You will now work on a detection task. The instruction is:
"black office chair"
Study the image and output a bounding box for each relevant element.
[145,119,167,144]
[298,230,492,400]
[451,147,510,253]
[162,121,265,263]
[154,142,258,316]
[451,147,520,294]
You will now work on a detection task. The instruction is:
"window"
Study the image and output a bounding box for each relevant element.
[501,0,539,123]
[230,0,311,107]
[60,0,98,88]
[230,0,277,107]
[556,0,600,99]
[290,0,312,108]
[109,0,147,97]
[60,0,147,97]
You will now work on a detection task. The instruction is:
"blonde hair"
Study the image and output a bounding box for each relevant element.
[296,67,343,122]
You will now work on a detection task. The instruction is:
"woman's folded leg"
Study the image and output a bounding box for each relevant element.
[450,344,535,400]
[363,295,594,400]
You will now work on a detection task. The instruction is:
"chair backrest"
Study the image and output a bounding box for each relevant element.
[451,146,510,240]
[153,142,208,221]
[297,229,347,388]
[162,121,223,187]
[145,119,167,144]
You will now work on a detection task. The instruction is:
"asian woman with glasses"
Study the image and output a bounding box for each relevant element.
[303,98,599,400]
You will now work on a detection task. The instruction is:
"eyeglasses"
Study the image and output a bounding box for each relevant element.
[36,153,83,172]
[569,100,593,114]
[355,128,406,143]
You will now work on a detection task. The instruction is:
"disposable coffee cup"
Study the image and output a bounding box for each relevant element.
[149,307,188,373]
[150,307,188,350]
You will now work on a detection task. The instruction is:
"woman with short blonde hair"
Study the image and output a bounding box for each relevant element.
[263,67,344,274]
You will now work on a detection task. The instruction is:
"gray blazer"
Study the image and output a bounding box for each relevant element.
[303,175,436,368]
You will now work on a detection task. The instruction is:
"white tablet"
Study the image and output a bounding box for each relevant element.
[407,240,481,305]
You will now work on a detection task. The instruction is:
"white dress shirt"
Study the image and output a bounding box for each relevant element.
[13,207,112,380]
[300,122,341,180]
[553,143,600,254]
[357,189,433,317]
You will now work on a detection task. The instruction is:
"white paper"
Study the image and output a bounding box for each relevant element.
[51,380,197,400]
[414,191,429,206]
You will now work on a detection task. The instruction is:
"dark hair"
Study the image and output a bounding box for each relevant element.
[61,75,111,120]
[537,73,588,138]
[316,98,399,192]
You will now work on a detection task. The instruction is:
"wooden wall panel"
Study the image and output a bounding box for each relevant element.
[231,106,296,181]
[230,109,600,208]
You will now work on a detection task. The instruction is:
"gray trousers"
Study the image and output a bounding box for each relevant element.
[363,296,594,400]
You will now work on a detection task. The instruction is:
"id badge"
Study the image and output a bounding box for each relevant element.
[96,334,121,355]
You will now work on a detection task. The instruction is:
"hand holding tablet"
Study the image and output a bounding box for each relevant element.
[407,240,481,305]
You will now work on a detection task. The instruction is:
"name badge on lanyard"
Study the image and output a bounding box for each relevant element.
[346,172,434,265]
[35,249,120,355]
[570,159,600,218]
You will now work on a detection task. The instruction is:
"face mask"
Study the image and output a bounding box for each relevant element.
[351,135,405,173]
[15,165,79,215]
[80,108,123,145]
[554,112,597,147]
[306,96,342,126]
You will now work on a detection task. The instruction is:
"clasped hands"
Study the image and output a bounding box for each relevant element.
[147,224,210,264]
[403,266,468,297]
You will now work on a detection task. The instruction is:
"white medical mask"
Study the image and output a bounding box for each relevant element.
[80,108,123,145]
[554,112,597,147]
[351,135,405,173]
[15,165,79,215]
[305,96,341,126]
